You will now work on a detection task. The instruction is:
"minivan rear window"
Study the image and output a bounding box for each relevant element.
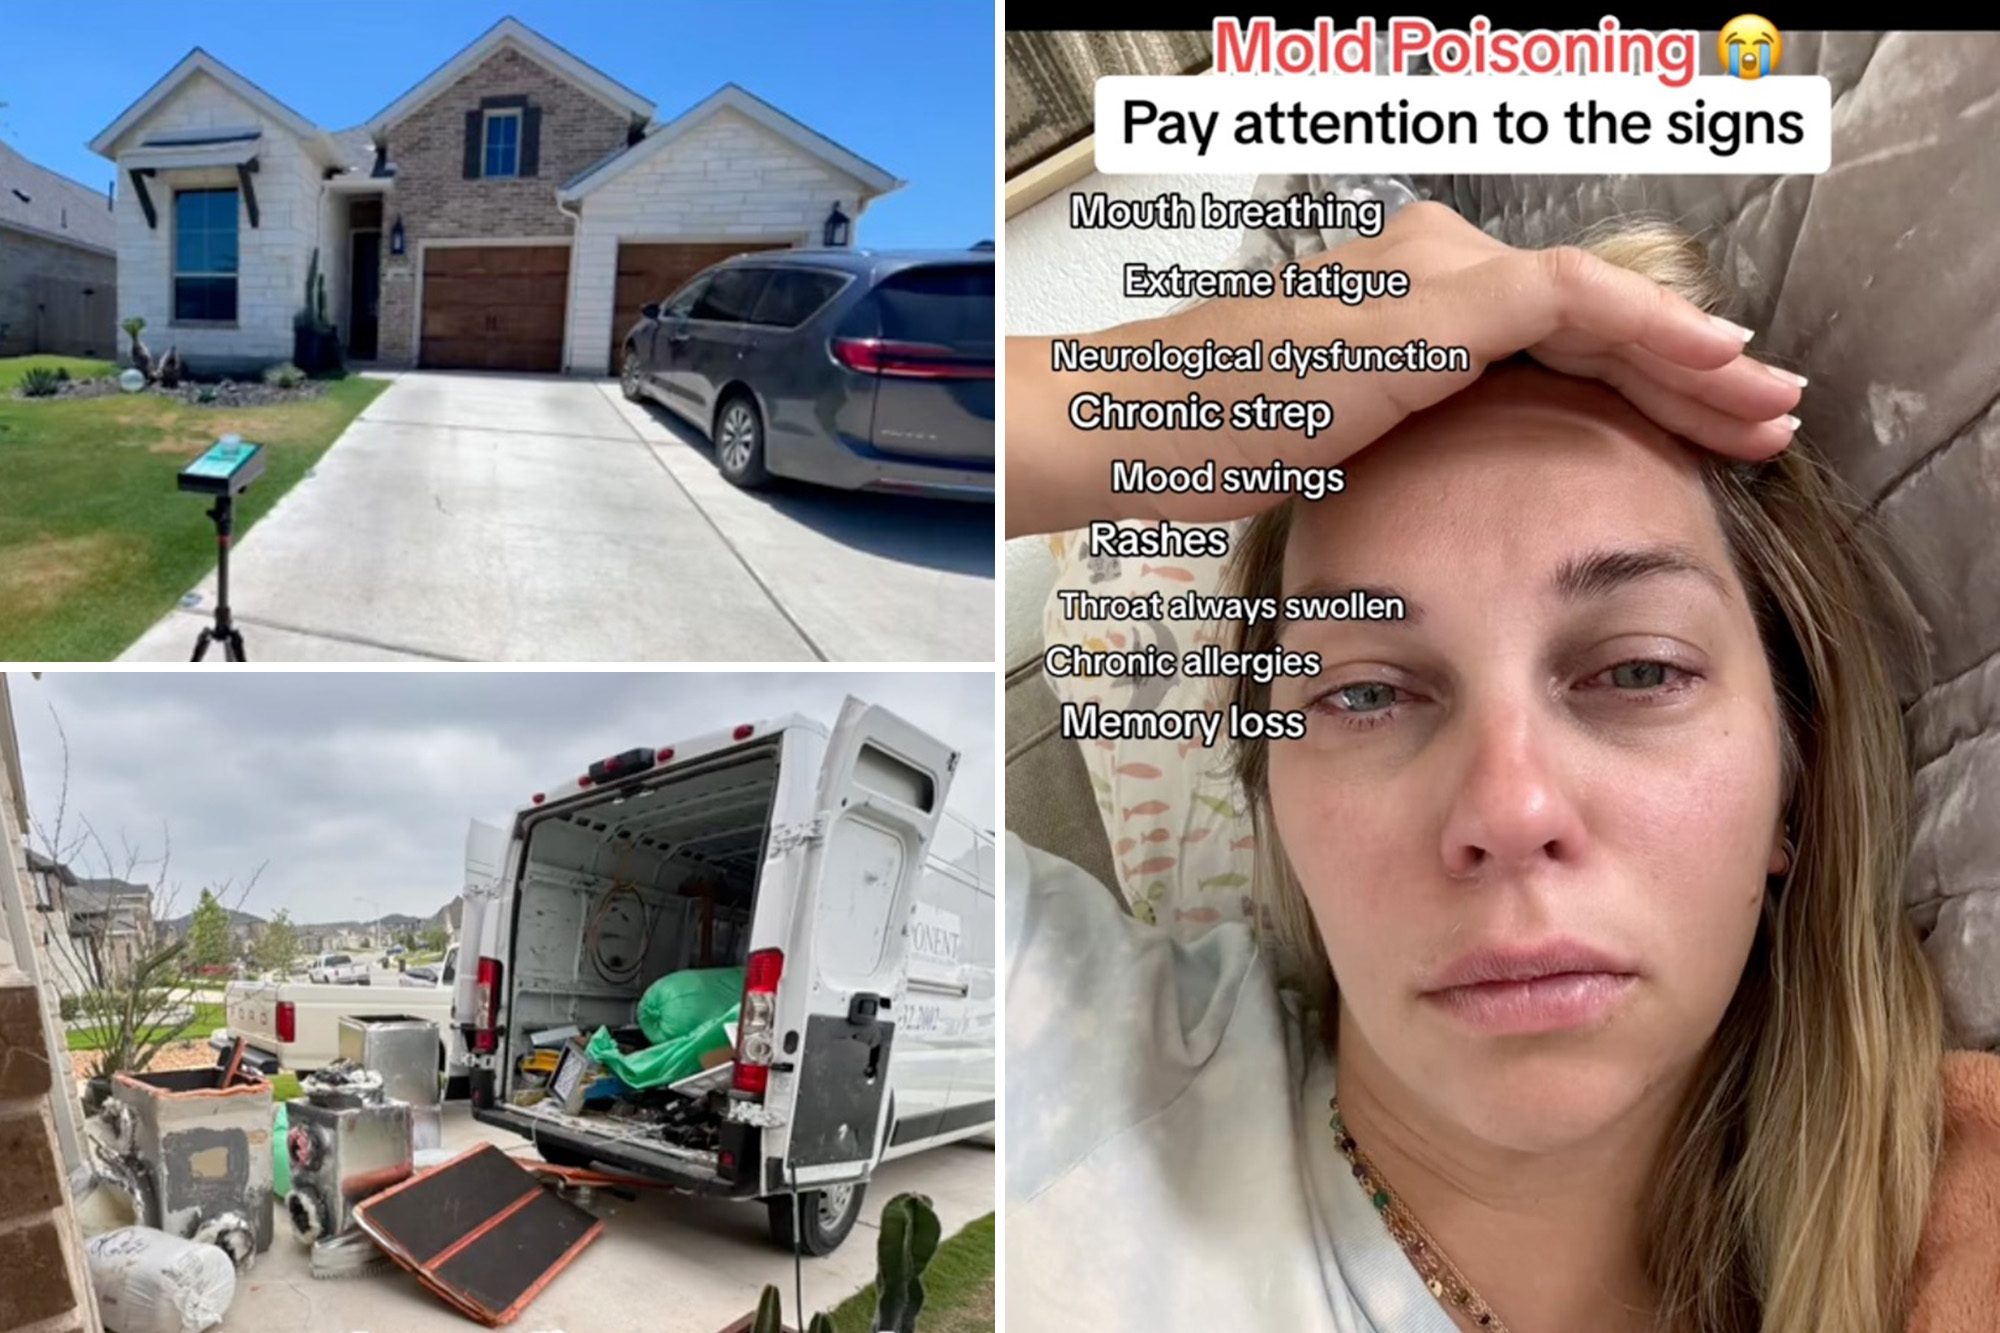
[750,270,847,328]
[873,265,995,351]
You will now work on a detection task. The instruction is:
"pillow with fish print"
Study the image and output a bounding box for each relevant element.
[1037,521,1257,940]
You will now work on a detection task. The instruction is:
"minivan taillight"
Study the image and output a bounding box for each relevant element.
[474,957,502,1053]
[831,337,993,380]
[276,1001,295,1044]
[732,948,784,1097]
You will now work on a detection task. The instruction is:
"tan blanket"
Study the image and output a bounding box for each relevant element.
[1908,1050,2000,1331]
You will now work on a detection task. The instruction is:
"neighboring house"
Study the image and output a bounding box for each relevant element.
[26,850,155,987]
[88,15,902,376]
[0,139,117,358]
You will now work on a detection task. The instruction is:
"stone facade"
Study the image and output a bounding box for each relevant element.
[0,227,116,358]
[107,71,327,376]
[563,108,868,374]
[375,46,635,366]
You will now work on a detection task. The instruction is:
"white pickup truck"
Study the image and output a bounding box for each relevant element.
[217,960,468,1095]
[306,953,369,985]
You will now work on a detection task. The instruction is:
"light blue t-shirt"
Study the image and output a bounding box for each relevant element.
[1005,833,1460,1333]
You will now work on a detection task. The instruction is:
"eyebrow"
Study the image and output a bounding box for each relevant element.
[1279,545,1728,630]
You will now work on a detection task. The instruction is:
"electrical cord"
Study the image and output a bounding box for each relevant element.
[585,842,653,986]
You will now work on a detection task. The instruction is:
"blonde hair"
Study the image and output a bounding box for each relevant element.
[1221,218,1944,1333]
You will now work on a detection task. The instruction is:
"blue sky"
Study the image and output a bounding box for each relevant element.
[0,0,995,248]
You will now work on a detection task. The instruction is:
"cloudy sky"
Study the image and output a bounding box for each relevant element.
[8,672,993,925]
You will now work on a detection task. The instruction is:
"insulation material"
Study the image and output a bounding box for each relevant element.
[85,1227,237,1333]
[354,1143,603,1326]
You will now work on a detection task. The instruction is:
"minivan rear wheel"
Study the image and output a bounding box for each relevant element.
[765,1179,866,1255]
[620,348,644,402]
[714,395,771,489]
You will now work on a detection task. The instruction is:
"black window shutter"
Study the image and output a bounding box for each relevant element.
[520,106,542,177]
[463,110,481,178]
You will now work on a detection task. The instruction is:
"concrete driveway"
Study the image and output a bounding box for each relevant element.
[120,372,994,662]
[214,1103,993,1332]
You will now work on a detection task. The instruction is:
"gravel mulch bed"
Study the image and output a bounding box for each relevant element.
[18,377,328,407]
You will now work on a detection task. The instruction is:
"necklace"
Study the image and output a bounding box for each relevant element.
[1329,1096,1511,1332]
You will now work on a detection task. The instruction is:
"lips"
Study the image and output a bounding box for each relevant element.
[1420,938,1639,1035]
[1422,938,1637,994]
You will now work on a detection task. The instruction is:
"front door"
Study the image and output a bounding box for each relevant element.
[349,230,381,360]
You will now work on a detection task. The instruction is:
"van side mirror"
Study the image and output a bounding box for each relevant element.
[642,303,661,320]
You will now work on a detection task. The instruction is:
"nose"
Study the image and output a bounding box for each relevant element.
[1439,696,1587,879]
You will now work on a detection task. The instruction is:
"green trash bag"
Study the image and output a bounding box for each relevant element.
[586,965,746,1090]
[637,966,745,1045]
[273,1102,291,1198]
[587,1008,738,1089]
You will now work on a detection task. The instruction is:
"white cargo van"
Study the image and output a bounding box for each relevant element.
[452,697,994,1254]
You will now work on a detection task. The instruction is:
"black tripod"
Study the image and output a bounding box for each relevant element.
[190,493,248,662]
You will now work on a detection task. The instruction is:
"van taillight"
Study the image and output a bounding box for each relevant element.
[830,337,993,380]
[733,948,783,1096]
[276,1001,295,1044]
[475,957,502,1053]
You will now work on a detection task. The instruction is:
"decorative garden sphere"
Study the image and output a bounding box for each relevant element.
[119,369,145,393]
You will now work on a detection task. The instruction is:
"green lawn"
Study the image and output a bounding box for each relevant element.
[0,362,389,659]
[828,1212,995,1333]
[68,1001,227,1051]
[0,356,118,391]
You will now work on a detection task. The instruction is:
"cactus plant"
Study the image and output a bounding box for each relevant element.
[873,1193,941,1333]
[806,1315,835,1333]
[751,1285,785,1333]
[121,314,152,379]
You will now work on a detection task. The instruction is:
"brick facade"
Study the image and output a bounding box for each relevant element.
[0,681,100,1333]
[376,46,637,366]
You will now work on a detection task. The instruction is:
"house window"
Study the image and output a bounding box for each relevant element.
[483,110,521,178]
[174,188,239,322]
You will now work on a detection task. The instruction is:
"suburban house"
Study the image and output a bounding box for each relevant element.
[87,15,902,376]
[23,848,155,988]
[0,139,117,357]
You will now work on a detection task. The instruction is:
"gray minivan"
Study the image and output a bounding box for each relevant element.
[618,248,993,500]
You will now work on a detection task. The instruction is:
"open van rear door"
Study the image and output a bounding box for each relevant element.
[771,699,958,1187]
[453,819,511,1034]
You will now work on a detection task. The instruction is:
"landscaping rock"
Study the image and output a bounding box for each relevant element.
[22,378,329,408]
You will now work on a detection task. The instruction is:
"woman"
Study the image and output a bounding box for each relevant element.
[1004,204,2000,1333]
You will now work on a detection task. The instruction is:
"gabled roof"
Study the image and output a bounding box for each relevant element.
[26,848,79,886]
[366,15,654,136]
[558,83,902,205]
[0,140,116,254]
[87,48,340,166]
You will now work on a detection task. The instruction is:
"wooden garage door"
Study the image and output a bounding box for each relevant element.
[609,242,789,369]
[421,245,570,372]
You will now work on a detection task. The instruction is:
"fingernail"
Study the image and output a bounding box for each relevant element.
[1763,364,1808,388]
[1710,315,1755,343]
[1780,414,1801,432]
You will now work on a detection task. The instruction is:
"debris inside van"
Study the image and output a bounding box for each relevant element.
[354,1142,603,1326]
[581,963,743,1090]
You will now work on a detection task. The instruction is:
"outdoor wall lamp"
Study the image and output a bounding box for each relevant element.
[390,216,406,256]
[822,202,850,248]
